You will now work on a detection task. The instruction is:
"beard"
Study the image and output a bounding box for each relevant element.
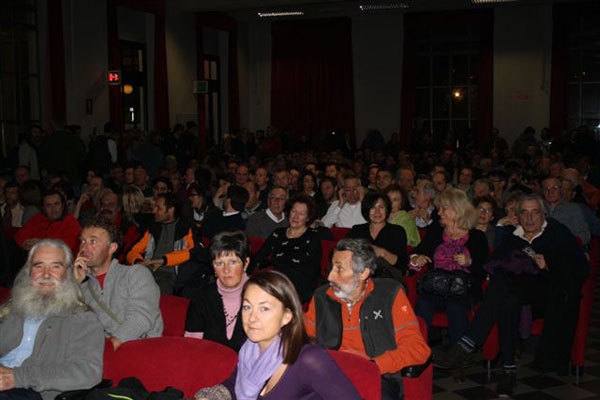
[8,268,85,319]
[330,275,361,302]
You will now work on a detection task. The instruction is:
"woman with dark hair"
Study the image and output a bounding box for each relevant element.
[299,170,318,198]
[252,194,322,303]
[195,271,360,400]
[184,230,249,351]
[346,191,409,273]
[151,176,173,200]
[385,184,421,247]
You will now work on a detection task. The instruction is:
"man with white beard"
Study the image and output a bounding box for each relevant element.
[0,239,104,400]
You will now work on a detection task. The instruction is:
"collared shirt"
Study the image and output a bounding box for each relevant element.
[414,205,436,228]
[0,317,45,368]
[512,220,548,244]
[266,209,285,223]
[321,201,367,228]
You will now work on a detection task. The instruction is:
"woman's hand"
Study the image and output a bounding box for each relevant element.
[409,254,431,271]
[453,252,472,267]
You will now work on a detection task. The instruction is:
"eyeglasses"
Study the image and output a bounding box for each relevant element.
[544,185,561,192]
[479,207,493,214]
[213,259,243,268]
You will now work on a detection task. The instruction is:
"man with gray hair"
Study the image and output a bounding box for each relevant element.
[409,179,438,228]
[305,238,430,400]
[0,239,104,400]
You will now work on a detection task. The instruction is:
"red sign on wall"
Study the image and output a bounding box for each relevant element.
[108,70,121,85]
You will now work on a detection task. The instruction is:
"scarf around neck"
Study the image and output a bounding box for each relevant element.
[235,335,284,400]
[433,231,471,272]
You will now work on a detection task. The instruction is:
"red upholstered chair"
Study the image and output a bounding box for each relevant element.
[0,286,10,304]
[159,294,190,337]
[330,227,350,242]
[320,240,337,278]
[404,317,433,400]
[328,350,381,400]
[248,236,266,257]
[103,337,237,398]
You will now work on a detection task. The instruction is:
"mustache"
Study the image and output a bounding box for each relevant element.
[33,277,61,286]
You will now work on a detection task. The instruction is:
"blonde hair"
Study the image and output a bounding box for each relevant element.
[122,185,145,216]
[434,188,478,230]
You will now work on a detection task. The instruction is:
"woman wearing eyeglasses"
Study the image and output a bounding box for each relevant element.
[185,230,249,351]
[473,195,498,249]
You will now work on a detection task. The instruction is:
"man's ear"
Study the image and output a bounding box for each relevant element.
[359,267,371,281]
[109,242,119,256]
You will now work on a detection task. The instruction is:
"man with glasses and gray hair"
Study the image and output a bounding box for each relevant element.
[305,238,430,400]
[0,239,104,400]
[245,186,289,239]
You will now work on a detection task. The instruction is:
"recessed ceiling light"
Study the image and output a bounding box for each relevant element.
[471,0,517,3]
[359,3,409,11]
[257,11,304,17]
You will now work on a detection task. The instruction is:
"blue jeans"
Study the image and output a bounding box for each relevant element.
[0,389,43,400]
[415,294,470,344]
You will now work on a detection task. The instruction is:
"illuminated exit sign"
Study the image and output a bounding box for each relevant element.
[108,70,121,85]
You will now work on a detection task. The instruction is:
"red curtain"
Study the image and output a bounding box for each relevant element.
[401,11,494,151]
[195,13,241,155]
[47,0,66,124]
[271,18,355,150]
[106,0,169,131]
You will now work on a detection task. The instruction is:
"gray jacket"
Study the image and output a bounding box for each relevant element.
[81,259,163,342]
[0,310,104,400]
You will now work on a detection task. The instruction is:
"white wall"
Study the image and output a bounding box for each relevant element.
[352,14,404,146]
[165,9,197,128]
[63,0,109,139]
[241,22,271,132]
[493,4,553,146]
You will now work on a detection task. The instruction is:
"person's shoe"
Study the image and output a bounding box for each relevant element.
[496,371,516,397]
[433,344,475,369]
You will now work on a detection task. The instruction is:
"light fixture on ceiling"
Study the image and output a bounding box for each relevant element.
[257,11,304,17]
[471,0,517,3]
[359,3,409,11]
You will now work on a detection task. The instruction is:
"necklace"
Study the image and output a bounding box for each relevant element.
[223,306,239,328]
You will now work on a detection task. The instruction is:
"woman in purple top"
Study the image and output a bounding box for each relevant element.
[195,271,360,400]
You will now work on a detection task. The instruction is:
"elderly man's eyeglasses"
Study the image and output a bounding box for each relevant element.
[544,185,561,192]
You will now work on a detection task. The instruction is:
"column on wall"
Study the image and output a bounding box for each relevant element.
[196,12,241,156]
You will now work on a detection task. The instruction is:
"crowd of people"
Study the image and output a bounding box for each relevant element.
[0,121,599,399]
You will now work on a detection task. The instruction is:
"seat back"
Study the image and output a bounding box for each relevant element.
[0,286,10,304]
[403,317,433,400]
[103,337,237,398]
[327,350,381,400]
[159,294,190,337]
[330,227,350,242]
[248,236,266,256]
[320,240,336,278]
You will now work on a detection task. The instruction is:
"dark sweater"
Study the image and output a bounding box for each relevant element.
[185,283,246,352]
[346,223,408,271]
[252,227,322,303]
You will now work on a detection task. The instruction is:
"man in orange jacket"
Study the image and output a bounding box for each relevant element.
[127,192,193,294]
[305,238,430,400]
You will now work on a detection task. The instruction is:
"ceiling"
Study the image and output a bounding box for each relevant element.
[169,0,569,21]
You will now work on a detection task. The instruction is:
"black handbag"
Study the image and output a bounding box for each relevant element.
[416,269,472,298]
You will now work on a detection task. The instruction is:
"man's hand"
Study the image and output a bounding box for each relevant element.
[0,365,15,391]
[534,254,548,270]
[140,259,163,271]
[22,238,40,250]
[337,188,346,208]
[109,336,122,350]
[73,253,89,284]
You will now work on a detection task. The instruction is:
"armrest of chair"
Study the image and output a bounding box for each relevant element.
[400,355,432,378]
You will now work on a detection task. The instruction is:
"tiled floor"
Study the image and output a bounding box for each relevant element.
[431,279,600,400]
